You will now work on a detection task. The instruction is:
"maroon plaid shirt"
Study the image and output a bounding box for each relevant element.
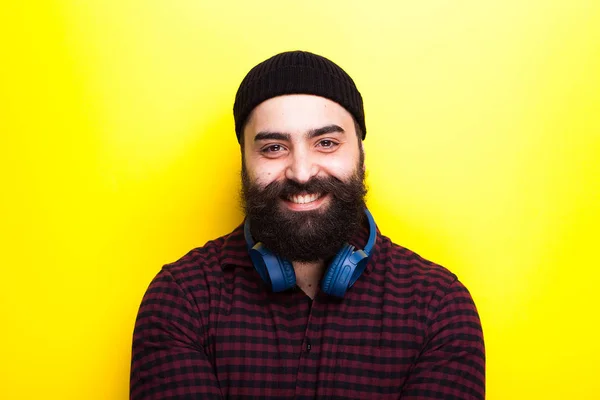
[131,224,485,399]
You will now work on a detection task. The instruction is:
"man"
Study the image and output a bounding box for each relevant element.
[131,51,485,399]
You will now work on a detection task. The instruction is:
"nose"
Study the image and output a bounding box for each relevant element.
[285,149,318,184]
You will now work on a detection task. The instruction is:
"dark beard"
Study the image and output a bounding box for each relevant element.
[241,164,367,262]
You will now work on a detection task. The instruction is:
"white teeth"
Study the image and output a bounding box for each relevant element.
[289,193,321,204]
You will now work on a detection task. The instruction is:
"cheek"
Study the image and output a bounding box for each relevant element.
[321,153,360,180]
[246,161,286,187]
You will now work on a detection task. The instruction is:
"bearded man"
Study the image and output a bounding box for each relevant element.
[130,51,485,399]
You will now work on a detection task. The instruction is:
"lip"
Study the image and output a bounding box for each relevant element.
[281,193,330,211]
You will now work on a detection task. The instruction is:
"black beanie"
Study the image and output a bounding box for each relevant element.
[233,50,366,142]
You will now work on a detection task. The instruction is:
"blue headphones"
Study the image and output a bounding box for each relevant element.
[244,209,377,298]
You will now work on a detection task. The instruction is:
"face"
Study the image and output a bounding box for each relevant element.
[241,94,367,262]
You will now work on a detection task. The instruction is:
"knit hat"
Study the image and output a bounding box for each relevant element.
[233,50,366,142]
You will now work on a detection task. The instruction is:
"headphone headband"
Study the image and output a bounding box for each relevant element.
[362,208,376,256]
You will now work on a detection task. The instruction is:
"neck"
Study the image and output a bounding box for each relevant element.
[292,260,326,299]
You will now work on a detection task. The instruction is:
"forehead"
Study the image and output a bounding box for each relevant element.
[245,94,355,136]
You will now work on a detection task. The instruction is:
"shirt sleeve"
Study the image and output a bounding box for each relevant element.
[400,279,485,400]
[130,268,223,400]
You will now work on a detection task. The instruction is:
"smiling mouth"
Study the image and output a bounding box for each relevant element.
[286,192,323,204]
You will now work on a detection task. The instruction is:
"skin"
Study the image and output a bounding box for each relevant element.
[242,94,363,298]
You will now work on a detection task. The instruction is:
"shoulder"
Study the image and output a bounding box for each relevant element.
[162,236,226,285]
[378,234,458,286]
[146,226,249,310]
[373,234,482,338]
[162,225,248,285]
[373,234,475,312]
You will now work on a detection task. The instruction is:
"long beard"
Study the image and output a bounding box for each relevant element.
[241,164,367,262]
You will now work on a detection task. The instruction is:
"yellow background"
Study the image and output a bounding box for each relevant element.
[1,1,599,399]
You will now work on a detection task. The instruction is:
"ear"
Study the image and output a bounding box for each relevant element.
[359,140,366,172]
[240,116,253,161]
[361,149,366,171]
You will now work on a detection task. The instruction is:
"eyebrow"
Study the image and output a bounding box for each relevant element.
[254,124,345,142]
[307,124,345,139]
[254,132,291,142]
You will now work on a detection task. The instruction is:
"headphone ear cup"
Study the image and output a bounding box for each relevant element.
[322,244,355,297]
[250,243,296,292]
[249,245,271,286]
[279,258,296,291]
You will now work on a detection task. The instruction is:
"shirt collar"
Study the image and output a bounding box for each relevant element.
[218,223,254,268]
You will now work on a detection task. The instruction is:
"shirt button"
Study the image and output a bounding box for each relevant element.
[305,338,311,353]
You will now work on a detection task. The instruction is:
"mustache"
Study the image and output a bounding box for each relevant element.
[271,176,344,197]
[243,174,365,209]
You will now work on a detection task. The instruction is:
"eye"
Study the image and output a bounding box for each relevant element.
[317,139,339,150]
[265,144,282,152]
[260,144,287,157]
